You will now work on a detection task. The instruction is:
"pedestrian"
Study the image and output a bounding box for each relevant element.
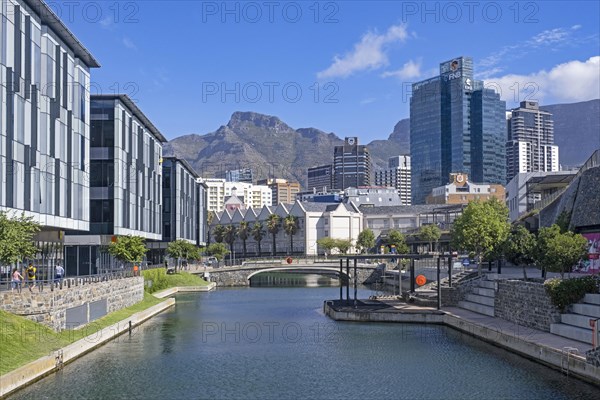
[11,268,23,293]
[55,263,64,283]
[26,263,36,291]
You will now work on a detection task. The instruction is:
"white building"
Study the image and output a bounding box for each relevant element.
[200,178,272,212]
[374,155,412,205]
[210,201,362,256]
[506,101,559,183]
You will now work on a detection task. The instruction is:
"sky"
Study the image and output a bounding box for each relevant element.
[58,1,600,144]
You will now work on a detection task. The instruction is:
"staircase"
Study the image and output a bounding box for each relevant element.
[457,279,496,316]
[550,294,600,344]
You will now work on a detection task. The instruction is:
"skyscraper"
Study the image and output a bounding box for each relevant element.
[410,57,506,204]
[506,101,557,183]
[333,137,371,190]
[374,155,412,205]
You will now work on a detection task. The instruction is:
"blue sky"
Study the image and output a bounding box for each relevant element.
[60,1,600,143]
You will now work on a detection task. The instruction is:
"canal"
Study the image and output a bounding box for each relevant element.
[10,284,599,399]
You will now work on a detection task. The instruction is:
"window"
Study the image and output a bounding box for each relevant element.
[90,160,114,187]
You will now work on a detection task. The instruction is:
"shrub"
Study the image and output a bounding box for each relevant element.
[142,268,169,294]
[544,276,599,312]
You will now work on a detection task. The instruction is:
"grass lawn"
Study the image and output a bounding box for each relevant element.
[142,269,209,293]
[0,292,164,375]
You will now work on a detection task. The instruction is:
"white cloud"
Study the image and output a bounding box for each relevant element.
[360,97,376,105]
[122,37,137,50]
[381,59,422,79]
[317,24,409,79]
[478,26,586,75]
[487,56,600,105]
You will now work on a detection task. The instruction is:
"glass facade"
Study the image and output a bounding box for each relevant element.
[0,0,99,231]
[410,57,506,204]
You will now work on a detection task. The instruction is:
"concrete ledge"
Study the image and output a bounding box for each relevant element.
[0,299,175,398]
[323,302,600,387]
[153,283,216,299]
[444,312,600,386]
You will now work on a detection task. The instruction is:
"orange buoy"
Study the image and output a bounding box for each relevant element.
[286,257,293,264]
[415,274,426,286]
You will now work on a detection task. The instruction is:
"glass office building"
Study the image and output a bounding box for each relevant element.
[64,95,166,275]
[1,0,99,231]
[410,57,506,204]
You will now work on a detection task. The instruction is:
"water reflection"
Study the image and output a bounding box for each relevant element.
[250,272,339,287]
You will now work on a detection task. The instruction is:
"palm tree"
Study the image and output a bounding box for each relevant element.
[237,221,250,258]
[266,214,281,256]
[283,215,299,254]
[251,222,265,256]
[213,224,225,244]
[223,225,237,258]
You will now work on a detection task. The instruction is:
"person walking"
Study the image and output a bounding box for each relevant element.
[55,263,64,284]
[26,263,36,291]
[11,268,23,293]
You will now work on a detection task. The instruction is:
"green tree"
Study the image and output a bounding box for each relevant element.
[503,225,536,280]
[266,214,281,256]
[166,240,199,271]
[356,229,375,254]
[213,224,225,243]
[108,235,148,265]
[386,230,410,254]
[205,243,229,261]
[251,222,266,256]
[419,224,442,253]
[317,237,337,257]
[237,221,250,258]
[283,215,299,254]
[534,224,588,278]
[0,211,41,266]
[451,198,510,275]
[334,239,353,254]
[223,225,237,256]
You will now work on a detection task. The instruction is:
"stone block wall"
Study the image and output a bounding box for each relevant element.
[494,280,561,332]
[441,276,483,307]
[0,276,144,331]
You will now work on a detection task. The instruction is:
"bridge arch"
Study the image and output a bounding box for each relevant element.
[246,267,351,282]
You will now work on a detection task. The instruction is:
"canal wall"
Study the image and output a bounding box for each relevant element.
[153,283,217,298]
[494,280,561,332]
[440,276,483,306]
[0,298,175,399]
[0,276,144,331]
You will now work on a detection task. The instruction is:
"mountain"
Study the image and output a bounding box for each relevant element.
[163,112,344,186]
[366,118,410,170]
[540,99,600,168]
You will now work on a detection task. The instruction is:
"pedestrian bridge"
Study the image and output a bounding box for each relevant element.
[191,262,383,287]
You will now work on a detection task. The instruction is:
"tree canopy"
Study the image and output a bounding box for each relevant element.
[356,229,375,253]
[317,237,337,256]
[205,243,229,261]
[451,198,510,275]
[503,225,536,280]
[0,211,40,265]
[108,235,147,264]
[385,230,410,254]
[533,224,588,278]
[419,224,441,253]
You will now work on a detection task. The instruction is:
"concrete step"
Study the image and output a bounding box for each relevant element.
[458,300,495,317]
[561,313,599,329]
[478,281,496,289]
[571,303,600,318]
[550,323,593,345]
[584,293,600,305]
[471,287,495,297]
[465,293,495,307]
